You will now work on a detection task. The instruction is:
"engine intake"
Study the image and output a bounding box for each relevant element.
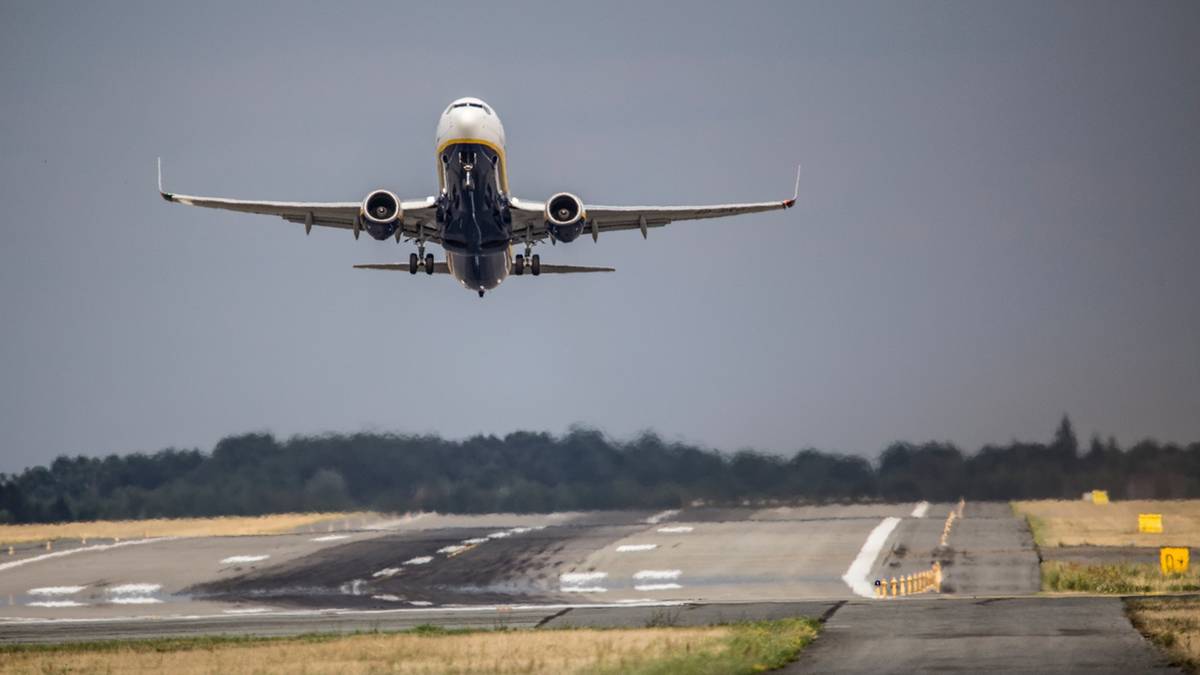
[544,192,586,242]
[361,190,402,240]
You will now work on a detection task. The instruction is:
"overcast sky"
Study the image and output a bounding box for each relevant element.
[1,1,1197,472]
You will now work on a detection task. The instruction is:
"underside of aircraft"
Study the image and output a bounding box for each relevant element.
[160,97,799,297]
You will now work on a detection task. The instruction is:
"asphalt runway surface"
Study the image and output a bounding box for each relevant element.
[0,502,1180,673]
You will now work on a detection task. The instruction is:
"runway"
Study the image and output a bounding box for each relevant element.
[0,502,1179,673]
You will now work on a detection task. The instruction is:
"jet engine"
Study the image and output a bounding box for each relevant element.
[361,190,403,240]
[544,192,586,242]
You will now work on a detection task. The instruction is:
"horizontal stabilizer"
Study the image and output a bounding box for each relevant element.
[354,262,451,273]
[529,264,615,274]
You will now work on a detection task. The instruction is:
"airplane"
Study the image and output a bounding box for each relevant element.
[159,97,799,297]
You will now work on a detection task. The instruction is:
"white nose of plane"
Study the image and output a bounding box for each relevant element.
[437,98,506,148]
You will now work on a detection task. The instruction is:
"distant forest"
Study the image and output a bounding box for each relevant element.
[2,417,1198,524]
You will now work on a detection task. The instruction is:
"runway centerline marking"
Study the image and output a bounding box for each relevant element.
[911,501,930,518]
[657,526,693,534]
[220,555,269,564]
[310,535,350,542]
[616,544,658,552]
[841,517,901,598]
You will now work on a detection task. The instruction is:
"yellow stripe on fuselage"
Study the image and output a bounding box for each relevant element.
[436,137,509,194]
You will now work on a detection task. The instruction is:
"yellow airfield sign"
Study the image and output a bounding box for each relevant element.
[1161,547,1189,574]
[1139,513,1164,534]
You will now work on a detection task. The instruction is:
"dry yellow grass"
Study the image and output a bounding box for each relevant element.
[1128,596,1200,672]
[0,628,730,675]
[0,512,377,546]
[1013,500,1200,547]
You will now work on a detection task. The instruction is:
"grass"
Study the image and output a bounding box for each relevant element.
[0,620,820,674]
[1042,561,1200,594]
[1127,596,1200,673]
[1013,499,1200,548]
[593,618,821,675]
[0,512,377,546]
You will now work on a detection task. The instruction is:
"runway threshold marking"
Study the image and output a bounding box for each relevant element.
[841,517,901,598]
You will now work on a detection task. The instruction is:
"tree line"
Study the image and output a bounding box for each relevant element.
[1,417,1198,524]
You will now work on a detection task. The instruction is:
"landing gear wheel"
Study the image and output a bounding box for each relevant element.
[424,253,435,275]
[531,254,541,276]
[514,254,525,275]
[408,252,419,275]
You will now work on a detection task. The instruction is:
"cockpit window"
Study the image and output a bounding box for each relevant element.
[449,102,492,115]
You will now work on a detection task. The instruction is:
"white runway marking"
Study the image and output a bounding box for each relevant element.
[108,583,162,595]
[437,545,467,554]
[110,597,163,605]
[616,544,658,552]
[371,595,402,602]
[310,535,350,542]
[560,571,608,593]
[0,537,176,573]
[634,583,682,591]
[28,600,87,608]
[461,538,488,545]
[404,556,433,565]
[656,526,694,534]
[841,517,902,598]
[223,607,271,614]
[408,600,433,607]
[220,555,269,564]
[560,572,607,583]
[645,509,680,524]
[486,531,511,539]
[372,568,401,579]
[0,600,691,626]
[911,501,930,518]
[633,570,682,580]
[28,586,86,596]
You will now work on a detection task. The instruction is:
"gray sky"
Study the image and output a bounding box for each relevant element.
[1,1,1198,473]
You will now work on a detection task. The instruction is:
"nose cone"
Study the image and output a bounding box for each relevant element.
[452,107,488,137]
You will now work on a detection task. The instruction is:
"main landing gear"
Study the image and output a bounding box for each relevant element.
[513,250,540,276]
[408,246,435,275]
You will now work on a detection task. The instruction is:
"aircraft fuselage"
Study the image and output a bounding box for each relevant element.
[434,99,513,294]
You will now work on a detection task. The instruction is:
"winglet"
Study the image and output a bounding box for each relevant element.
[783,163,801,208]
[157,157,172,200]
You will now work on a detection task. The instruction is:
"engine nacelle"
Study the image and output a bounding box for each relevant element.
[544,192,586,242]
[361,190,403,240]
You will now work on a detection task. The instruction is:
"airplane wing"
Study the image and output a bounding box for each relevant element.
[353,262,614,274]
[508,165,800,243]
[157,160,439,241]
